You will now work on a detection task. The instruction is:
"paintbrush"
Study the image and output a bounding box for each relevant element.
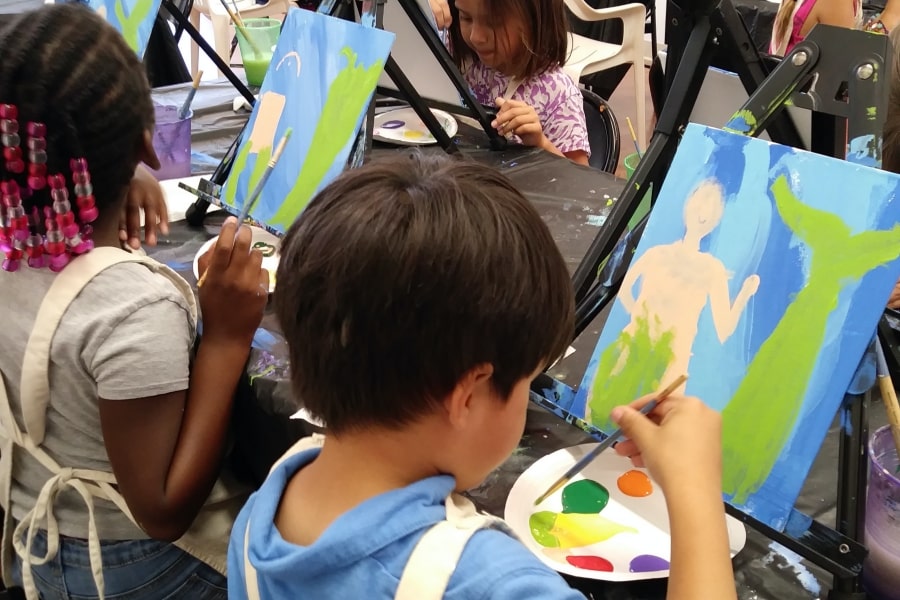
[197,128,292,288]
[533,374,688,506]
[874,339,900,470]
[178,70,203,121]
[626,117,643,160]
[218,0,262,58]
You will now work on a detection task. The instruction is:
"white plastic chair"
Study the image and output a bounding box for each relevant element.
[562,0,648,146]
[189,0,291,77]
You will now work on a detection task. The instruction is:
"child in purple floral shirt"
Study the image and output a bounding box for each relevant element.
[432,0,590,165]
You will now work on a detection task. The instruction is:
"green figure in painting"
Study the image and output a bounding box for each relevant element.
[587,181,760,429]
[721,176,900,503]
[115,0,153,53]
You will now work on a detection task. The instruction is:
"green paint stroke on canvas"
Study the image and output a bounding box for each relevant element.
[588,312,675,428]
[269,48,383,228]
[721,175,900,503]
[223,141,272,212]
[115,0,153,52]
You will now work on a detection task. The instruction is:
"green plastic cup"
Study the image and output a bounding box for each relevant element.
[236,18,281,87]
[623,151,652,230]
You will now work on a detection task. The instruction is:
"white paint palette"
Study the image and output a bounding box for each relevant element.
[373,107,459,146]
[504,443,747,581]
[192,225,280,293]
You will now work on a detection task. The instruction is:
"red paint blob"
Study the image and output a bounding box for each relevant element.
[617,469,653,497]
[566,554,614,572]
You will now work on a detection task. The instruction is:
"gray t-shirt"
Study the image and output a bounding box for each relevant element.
[0,262,195,539]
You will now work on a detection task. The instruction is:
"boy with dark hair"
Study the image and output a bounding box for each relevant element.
[228,153,737,599]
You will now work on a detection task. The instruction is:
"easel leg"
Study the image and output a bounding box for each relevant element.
[828,392,870,600]
[348,0,382,167]
[382,56,458,153]
[162,0,256,105]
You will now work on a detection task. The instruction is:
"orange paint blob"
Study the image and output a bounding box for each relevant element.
[617,470,653,497]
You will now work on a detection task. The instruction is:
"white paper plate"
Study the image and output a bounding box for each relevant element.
[373,107,459,146]
[192,226,280,293]
[504,443,747,582]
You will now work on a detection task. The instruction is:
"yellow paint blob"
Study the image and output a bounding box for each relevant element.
[530,511,637,549]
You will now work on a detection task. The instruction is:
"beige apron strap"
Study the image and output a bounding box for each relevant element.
[238,434,325,599]
[2,248,198,599]
[19,248,197,444]
[394,493,504,600]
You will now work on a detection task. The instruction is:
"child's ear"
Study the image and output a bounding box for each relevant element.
[445,363,494,428]
[138,129,161,171]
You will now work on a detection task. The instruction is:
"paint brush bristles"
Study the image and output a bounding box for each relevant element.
[178,70,203,120]
[218,0,262,58]
[197,128,292,288]
[626,117,643,160]
[533,374,688,506]
[874,340,900,468]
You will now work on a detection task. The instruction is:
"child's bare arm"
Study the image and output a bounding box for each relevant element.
[612,395,737,600]
[100,218,268,540]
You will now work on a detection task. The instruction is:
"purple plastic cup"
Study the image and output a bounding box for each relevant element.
[863,425,900,600]
[148,104,192,181]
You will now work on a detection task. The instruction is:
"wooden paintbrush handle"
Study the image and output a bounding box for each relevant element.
[878,376,900,456]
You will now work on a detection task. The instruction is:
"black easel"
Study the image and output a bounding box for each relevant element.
[533,1,892,594]
[161,0,256,105]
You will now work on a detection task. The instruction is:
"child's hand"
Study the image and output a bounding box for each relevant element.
[119,164,169,249]
[612,394,722,497]
[429,0,451,29]
[198,217,269,346]
[493,98,546,150]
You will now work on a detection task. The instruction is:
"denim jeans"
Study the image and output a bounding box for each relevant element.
[11,528,227,599]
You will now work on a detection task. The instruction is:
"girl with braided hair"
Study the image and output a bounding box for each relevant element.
[0,4,269,598]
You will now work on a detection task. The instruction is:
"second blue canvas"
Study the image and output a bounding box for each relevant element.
[222,8,394,234]
[88,0,160,58]
[570,124,900,530]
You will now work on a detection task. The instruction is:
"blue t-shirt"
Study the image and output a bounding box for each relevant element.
[228,448,585,599]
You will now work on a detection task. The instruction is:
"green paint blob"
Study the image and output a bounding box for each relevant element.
[721,176,900,503]
[588,312,675,430]
[269,48,384,227]
[529,511,561,548]
[529,510,637,549]
[561,479,610,514]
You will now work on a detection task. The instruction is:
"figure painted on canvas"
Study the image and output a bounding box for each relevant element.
[571,124,900,530]
[89,0,159,57]
[222,9,394,234]
[586,181,759,425]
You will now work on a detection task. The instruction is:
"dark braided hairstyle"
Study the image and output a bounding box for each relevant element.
[0,3,154,267]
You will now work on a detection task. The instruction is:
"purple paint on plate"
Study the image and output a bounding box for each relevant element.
[381,120,405,129]
[629,554,670,573]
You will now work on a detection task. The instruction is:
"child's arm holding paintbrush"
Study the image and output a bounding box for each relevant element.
[612,393,737,600]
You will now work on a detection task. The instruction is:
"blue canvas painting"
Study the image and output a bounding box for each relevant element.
[221,9,394,235]
[88,0,160,58]
[568,124,900,530]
